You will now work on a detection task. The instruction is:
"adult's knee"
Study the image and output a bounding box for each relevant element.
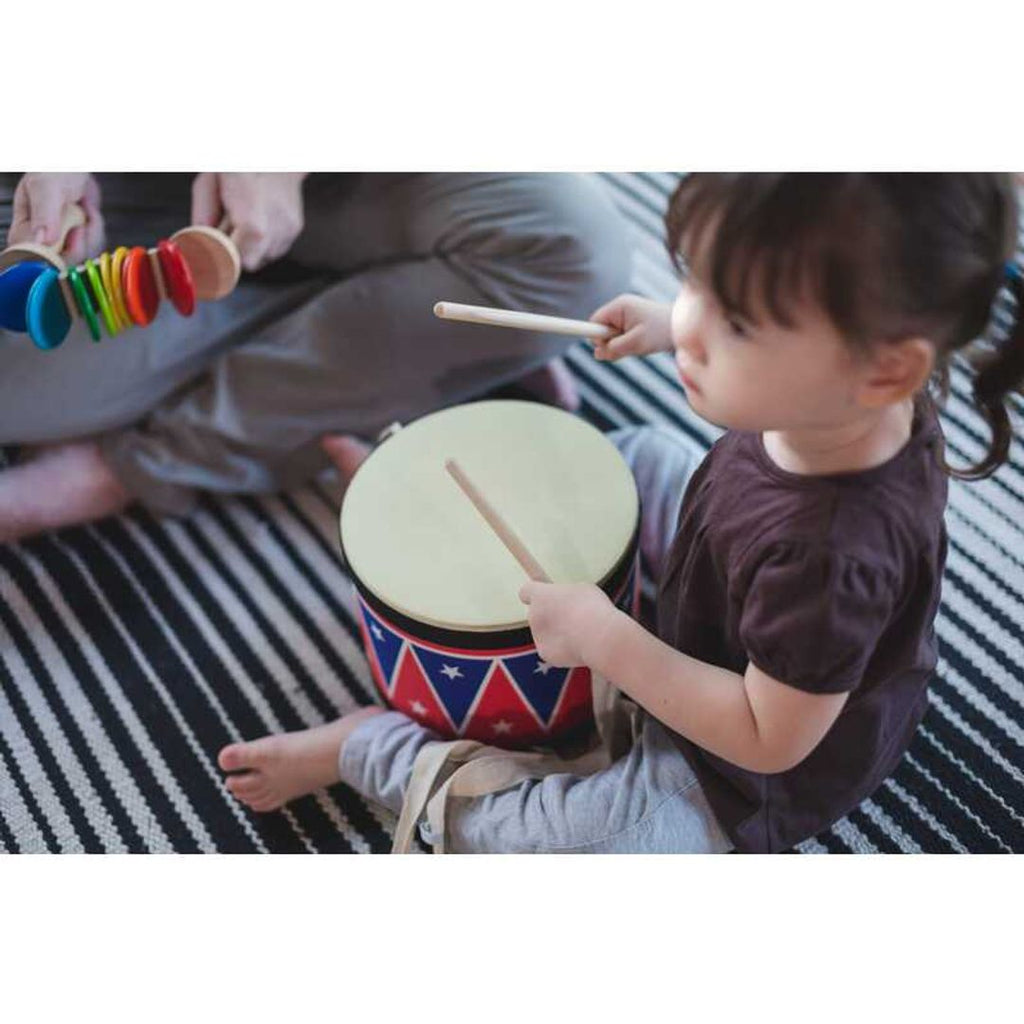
[444,173,631,322]
[510,173,632,318]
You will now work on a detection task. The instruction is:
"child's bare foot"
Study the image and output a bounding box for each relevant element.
[320,433,372,484]
[218,706,384,813]
[0,439,130,545]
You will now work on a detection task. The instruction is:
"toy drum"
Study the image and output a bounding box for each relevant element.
[339,399,640,749]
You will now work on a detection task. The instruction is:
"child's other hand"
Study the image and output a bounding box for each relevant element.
[191,172,307,272]
[589,294,674,362]
[7,173,105,265]
[519,581,614,667]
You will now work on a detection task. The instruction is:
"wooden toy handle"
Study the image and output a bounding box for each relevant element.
[0,202,88,273]
[55,204,87,254]
[215,215,242,246]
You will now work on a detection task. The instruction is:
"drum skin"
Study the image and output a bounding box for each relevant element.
[339,401,640,749]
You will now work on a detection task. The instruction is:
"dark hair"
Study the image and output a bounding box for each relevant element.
[665,173,1023,480]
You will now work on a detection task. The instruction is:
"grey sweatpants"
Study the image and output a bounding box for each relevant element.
[338,425,732,853]
[0,173,630,514]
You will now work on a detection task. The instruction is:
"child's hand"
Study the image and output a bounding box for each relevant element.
[191,172,307,272]
[589,294,674,362]
[519,581,615,667]
[7,173,105,265]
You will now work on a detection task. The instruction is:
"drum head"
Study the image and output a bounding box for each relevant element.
[340,400,639,632]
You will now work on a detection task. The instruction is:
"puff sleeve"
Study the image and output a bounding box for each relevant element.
[738,542,898,694]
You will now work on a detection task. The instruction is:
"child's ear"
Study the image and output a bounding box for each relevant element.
[856,337,935,409]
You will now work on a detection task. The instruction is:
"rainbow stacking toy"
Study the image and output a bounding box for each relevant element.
[0,204,241,351]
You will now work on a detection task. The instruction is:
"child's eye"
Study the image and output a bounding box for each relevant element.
[727,315,751,338]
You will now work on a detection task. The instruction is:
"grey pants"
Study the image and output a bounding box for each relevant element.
[338,425,732,853]
[0,173,630,514]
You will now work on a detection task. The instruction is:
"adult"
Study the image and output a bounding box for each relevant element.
[0,172,630,540]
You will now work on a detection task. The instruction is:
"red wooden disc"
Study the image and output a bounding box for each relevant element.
[156,239,196,316]
[123,246,160,326]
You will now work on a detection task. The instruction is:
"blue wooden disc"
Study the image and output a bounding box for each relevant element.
[0,260,49,332]
[25,268,72,350]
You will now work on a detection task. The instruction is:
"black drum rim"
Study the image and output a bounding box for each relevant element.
[338,512,641,652]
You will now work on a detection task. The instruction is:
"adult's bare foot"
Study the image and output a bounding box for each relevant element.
[320,434,372,483]
[218,706,384,812]
[0,440,130,545]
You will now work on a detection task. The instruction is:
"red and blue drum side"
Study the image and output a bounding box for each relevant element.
[354,555,639,749]
[356,557,634,749]
[357,596,591,746]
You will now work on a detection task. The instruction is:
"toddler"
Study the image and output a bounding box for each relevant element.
[219,173,1023,853]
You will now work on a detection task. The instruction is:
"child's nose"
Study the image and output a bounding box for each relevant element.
[672,289,708,364]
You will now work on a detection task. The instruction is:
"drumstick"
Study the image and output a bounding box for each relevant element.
[434,301,614,343]
[444,459,552,583]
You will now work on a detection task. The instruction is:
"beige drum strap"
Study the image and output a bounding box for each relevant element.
[391,674,639,854]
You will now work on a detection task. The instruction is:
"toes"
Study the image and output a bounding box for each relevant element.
[218,743,249,772]
[248,796,284,814]
[320,434,371,480]
[226,772,264,797]
[218,736,276,772]
[225,775,283,814]
[225,773,281,813]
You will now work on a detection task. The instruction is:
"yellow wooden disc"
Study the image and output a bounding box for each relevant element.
[108,247,132,330]
[98,252,124,331]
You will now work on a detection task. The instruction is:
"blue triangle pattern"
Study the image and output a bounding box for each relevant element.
[361,604,403,686]
[412,645,492,730]
[502,652,569,726]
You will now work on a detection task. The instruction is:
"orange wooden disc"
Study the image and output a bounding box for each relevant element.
[169,225,240,301]
[123,246,160,326]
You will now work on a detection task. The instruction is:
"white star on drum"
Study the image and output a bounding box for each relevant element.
[370,623,385,642]
[411,701,428,716]
[493,720,513,735]
[534,660,552,675]
[440,664,463,680]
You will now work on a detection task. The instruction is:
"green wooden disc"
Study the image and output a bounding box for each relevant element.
[67,267,101,342]
[84,259,118,336]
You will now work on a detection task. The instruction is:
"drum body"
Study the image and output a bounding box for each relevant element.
[339,400,639,749]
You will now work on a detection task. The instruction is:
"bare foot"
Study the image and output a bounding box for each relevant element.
[0,439,130,545]
[218,706,384,813]
[320,434,372,484]
[514,358,580,412]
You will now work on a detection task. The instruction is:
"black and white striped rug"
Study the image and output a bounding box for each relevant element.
[1,173,1021,853]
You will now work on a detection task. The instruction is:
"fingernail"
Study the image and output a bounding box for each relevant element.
[34,227,48,244]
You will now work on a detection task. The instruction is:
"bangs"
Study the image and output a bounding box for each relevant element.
[665,174,873,337]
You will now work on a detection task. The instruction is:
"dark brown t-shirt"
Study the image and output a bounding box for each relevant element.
[657,397,948,852]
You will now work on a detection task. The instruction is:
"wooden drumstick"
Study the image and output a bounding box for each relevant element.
[434,301,614,343]
[444,458,552,583]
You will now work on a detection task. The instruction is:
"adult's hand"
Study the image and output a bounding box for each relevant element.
[191,172,307,273]
[7,173,105,265]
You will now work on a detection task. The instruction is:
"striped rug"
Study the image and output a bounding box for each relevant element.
[1,173,1021,854]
